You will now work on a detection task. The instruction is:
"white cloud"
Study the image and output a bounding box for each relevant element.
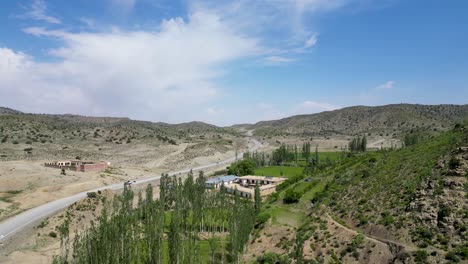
[264,56,296,64]
[21,0,61,24]
[293,100,340,115]
[376,80,395,90]
[0,11,259,124]
[304,33,318,48]
[190,0,345,54]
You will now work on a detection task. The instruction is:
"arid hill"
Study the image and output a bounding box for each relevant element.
[246,104,468,137]
[0,109,241,162]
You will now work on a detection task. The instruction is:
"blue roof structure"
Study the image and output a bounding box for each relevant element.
[206,175,238,184]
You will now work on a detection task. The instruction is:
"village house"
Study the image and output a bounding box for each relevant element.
[224,175,287,199]
[205,175,238,189]
[44,160,110,172]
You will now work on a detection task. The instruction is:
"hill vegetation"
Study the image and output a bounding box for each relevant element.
[245,123,468,263]
[0,109,242,162]
[248,104,468,138]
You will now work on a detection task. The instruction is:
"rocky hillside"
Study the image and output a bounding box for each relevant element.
[248,104,468,138]
[247,123,467,263]
[0,108,242,162]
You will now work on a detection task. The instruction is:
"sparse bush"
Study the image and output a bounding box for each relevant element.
[448,157,460,169]
[380,211,395,226]
[415,226,434,240]
[38,219,49,228]
[87,192,97,199]
[445,251,460,262]
[414,250,428,263]
[358,215,369,225]
[438,205,451,221]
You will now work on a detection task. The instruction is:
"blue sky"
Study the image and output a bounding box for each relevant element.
[0,0,467,125]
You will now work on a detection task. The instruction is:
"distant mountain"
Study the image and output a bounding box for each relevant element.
[246,104,468,137]
[0,107,23,115]
[0,107,239,161]
[0,108,227,134]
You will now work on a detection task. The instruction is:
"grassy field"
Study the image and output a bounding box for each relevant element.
[254,166,304,178]
[285,151,345,166]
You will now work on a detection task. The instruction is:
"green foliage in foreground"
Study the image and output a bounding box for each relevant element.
[283,189,302,204]
[53,171,257,264]
[227,158,257,176]
[309,124,467,228]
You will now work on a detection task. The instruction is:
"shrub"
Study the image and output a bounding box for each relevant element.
[256,252,289,264]
[414,250,428,263]
[448,157,460,169]
[283,189,302,204]
[358,215,369,226]
[256,212,271,226]
[38,219,49,228]
[445,251,460,262]
[380,211,395,226]
[87,192,97,199]
[438,205,451,221]
[49,231,57,238]
[415,226,434,240]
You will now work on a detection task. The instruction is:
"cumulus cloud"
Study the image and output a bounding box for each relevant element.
[376,80,395,90]
[0,11,259,123]
[293,100,339,115]
[20,0,61,24]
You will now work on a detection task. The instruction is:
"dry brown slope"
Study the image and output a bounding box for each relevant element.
[249,104,468,137]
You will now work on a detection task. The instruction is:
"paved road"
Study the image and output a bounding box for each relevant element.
[0,136,261,243]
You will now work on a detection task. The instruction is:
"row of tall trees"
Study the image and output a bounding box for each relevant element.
[243,142,325,168]
[271,142,320,166]
[53,170,257,264]
[348,136,367,152]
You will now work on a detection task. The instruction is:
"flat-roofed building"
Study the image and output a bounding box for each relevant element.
[44,160,110,172]
[224,175,287,199]
[205,175,238,189]
[237,175,287,187]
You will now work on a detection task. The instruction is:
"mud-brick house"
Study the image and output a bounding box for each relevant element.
[44,160,110,172]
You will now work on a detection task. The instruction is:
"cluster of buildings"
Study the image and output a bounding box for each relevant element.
[206,175,287,199]
[44,160,110,172]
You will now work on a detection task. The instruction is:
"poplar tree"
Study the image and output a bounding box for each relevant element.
[254,183,261,214]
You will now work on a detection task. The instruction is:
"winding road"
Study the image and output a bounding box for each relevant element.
[0,135,262,243]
